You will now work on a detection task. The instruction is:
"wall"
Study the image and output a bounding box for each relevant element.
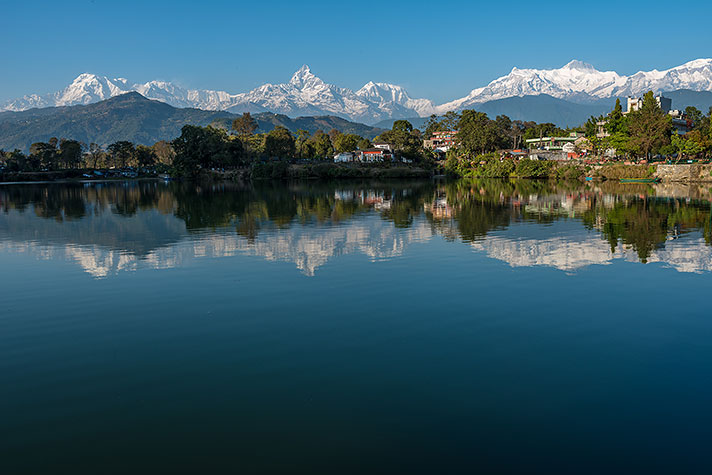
[654,164,712,182]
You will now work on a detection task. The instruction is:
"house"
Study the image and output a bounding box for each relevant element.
[356,148,393,162]
[423,130,458,153]
[626,94,672,114]
[525,134,579,152]
[596,120,610,138]
[668,110,693,135]
[373,143,394,152]
[625,94,692,134]
[334,152,355,163]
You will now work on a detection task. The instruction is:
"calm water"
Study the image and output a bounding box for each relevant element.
[1,179,712,474]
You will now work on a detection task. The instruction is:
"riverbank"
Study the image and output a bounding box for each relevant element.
[446,156,712,183]
[0,163,434,183]
[4,162,712,184]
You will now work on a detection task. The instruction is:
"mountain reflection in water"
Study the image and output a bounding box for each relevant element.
[1,179,711,277]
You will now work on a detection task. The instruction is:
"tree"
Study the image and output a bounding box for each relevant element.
[672,133,704,162]
[328,128,341,143]
[627,91,672,158]
[295,129,312,159]
[29,141,58,170]
[458,110,499,155]
[232,112,258,136]
[3,149,30,172]
[392,120,413,133]
[309,130,334,158]
[584,116,601,139]
[172,125,244,176]
[374,120,423,161]
[264,126,295,159]
[59,139,83,169]
[152,141,175,165]
[605,98,627,135]
[685,130,711,156]
[107,141,136,168]
[333,133,361,154]
[441,111,460,131]
[424,111,461,139]
[685,106,704,129]
[494,115,514,149]
[424,115,443,138]
[135,145,157,168]
[87,143,104,169]
[357,138,372,150]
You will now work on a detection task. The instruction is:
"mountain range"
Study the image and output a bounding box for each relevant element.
[0,93,386,151]
[3,59,712,124]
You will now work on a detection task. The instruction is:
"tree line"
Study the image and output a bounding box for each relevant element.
[583,91,712,160]
[6,95,703,177]
[0,138,175,173]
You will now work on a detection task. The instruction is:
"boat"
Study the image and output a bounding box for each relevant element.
[619,178,660,183]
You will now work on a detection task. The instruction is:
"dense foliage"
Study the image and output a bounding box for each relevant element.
[584,92,712,160]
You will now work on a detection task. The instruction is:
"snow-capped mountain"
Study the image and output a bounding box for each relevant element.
[436,58,712,112]
[1,65,434,124]
[605,58,712,98]
[3,59,712,122]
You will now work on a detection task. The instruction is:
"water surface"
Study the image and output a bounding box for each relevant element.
[2,179,711,473]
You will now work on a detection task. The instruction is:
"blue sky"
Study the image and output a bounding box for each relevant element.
[2,0,712,104]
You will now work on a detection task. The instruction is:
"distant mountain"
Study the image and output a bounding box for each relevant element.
[434,59,712,111]
[0,93,386,151]
[377,91,712,129]
[1,66,435,125]
[212,113,385,139]
[661,89,712,113]
[3,59,712,126]
[376,95,612,129]
[475,95,612,127]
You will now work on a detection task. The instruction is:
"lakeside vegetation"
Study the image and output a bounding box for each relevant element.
[0,112,433,180]
[583,92,712,160]
[2,91,712,183]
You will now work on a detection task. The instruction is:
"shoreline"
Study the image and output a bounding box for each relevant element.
[3,162,712,184]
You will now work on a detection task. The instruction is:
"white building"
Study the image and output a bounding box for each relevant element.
[626,94,672,113]
[334,152,355,163]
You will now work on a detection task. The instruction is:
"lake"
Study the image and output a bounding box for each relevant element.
[1,179,711,474]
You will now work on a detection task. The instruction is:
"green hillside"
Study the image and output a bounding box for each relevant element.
[0,93,386,151]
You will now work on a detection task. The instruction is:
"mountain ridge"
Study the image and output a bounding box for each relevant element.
[0,93,386,151]
[4,59,712,123]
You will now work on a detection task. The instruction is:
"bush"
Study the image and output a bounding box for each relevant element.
[514,159,555,178]
[594,164,656,180]
[251,161,289,179]
[552,163,585,180]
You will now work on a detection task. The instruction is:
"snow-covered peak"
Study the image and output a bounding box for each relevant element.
[55,73,130,106]
[288,65,323,89]
[437,58,712,113]
[563,60,596,71]
[3,59,712,122]
[357,81,408,103]
[676,58,712,69]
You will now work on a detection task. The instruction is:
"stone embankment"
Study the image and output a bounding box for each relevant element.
[653,164,712,183]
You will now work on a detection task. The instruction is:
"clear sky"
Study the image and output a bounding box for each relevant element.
[2,0,712,104]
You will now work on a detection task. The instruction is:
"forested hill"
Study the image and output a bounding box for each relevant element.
[209,114,386,139]
[374,95,614,129]
[0,93,386,151]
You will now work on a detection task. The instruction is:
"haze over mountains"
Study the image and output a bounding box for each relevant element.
[3,59,712,125]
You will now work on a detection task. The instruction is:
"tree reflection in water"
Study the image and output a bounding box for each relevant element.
[1,179,710,274]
